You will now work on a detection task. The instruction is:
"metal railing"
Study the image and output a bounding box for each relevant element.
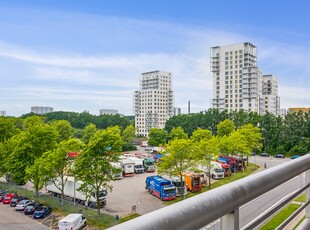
[108,154,310,230]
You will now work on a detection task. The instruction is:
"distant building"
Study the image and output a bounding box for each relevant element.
[31,106,54,115]
[99,109,118,115]
[288,108,310,114]
[0,111,6,116]
[279,109,287,117]
[210,42,280,115]
[174,107,181,116]
[133,70,174,137]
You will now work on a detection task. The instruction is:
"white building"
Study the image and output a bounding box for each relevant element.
[133,70,174,137]
[0,111,6,116]
[31,106,54,115]
[99,109,118,115]
[210,42,280,115]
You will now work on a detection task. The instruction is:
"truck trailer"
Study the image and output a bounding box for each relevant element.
[182,172,202,192]
[128,157,144,174]
[145,176,176,201]
[46,176,107,208]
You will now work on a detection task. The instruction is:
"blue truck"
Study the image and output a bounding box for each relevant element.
[145,176,176,201]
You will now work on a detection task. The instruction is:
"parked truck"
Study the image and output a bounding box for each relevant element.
[145,176,176,201]
[110,162,122,180]
[143,158,156,172]
[128,157,144,174]
[46,176,107,208]
[120,158,135,177]
[171,176,187,197]
[182,172,202,192]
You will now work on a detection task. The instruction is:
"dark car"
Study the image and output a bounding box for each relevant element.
[10,196,28,207]
[33,206,52,219]
[0,191,9,202]
[24,202,43,215]
[275,154,285,158]
[260,152,269,157]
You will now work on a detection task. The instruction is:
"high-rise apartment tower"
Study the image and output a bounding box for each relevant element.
[133,70,174,136]
[210,42,279,115]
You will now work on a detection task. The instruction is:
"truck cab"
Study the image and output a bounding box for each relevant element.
[145,176,176,201]
[182,172,202,192]
[128,157,144,174]
[171,177,187,197]
[143,158,155,172]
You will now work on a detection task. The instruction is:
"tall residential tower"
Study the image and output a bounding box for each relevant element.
[210,42,279,115]
[133,70,174,137]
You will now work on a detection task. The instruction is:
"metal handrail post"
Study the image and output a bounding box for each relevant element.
[221,208,239,230]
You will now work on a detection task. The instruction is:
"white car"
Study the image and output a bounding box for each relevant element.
[15,199,33,211]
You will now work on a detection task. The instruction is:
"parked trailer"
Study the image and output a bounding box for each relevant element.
[120,158,135,177]
[110,162,122,180]
[182,172,202,192]
[46,176,107,208]
[171,176,187,197]
[128,157,144,174]
[145,176,176,201]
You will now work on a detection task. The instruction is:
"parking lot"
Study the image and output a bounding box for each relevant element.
[0,202,50,230]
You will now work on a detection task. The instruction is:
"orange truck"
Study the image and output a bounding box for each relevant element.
[182,172,202,192]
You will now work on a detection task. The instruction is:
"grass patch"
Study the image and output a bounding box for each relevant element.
[260,203,300,230]
[294,193,306,203]
[165,163,259,204]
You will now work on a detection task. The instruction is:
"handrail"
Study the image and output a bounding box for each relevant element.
[108,154,310,230]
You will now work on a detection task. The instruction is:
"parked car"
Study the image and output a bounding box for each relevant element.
[275,154,285,158]
[291,155,301,159]
[15,200,33,211]
[0,191,9,202]
[33,206,52,219]
[2,193,16,204]
[260,153,269,157]
[24,202,43,215]
[10,196,28,207]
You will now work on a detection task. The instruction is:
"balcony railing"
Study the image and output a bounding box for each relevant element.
[108,154,310,230]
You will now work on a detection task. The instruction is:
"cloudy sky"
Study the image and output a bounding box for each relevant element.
[1,0,310,117]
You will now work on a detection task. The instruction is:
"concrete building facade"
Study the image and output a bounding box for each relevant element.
[31,106,54,115]
[0,111,6,116]
[99,109,118,115]
[133,70,174,137]
[210,42,280,115]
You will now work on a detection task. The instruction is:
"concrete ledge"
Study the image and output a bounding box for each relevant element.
[296,217,310,230]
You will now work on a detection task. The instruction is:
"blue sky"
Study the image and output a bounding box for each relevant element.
[1,0,310,117]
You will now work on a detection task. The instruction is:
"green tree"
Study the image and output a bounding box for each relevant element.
[148,128,168,146]
[28,138,85,200]
[195,136,220,189]
[190,128,212,142]
[50,120,74,142]
[74,127,123,216]
[6,123,58,185]
[82,123,97,144]
[217,119,235,137]
[157,139,196,198]
[0,117,20,142]
[168,127,188,141]
[122,125,136,144]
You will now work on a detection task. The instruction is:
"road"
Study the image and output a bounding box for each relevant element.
[0,202,49,230]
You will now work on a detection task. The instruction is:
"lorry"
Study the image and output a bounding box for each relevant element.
[143,158,156,172]
[145,176,176,201]
[120,158,135,177]
[171,176,187,197]
[182,172,202,192]
[110,162,122,180]
[46,176,107,208]
[128,157,144,174]
[58,213,86,230]
[140,141,148,147]
[209,161,225,179]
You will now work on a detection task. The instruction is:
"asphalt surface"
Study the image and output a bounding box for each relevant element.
[0,202,49,230]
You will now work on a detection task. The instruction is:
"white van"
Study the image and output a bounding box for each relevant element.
[58,213,86,230]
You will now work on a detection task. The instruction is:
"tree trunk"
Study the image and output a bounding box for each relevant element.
[97,190,101,217]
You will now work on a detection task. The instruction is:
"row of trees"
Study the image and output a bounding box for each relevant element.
[156,120,262,196]
[165,109,310,155]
